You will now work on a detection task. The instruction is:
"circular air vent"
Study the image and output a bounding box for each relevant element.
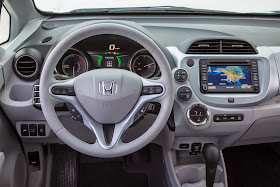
[14,48,43,81]
[16,55,38,77]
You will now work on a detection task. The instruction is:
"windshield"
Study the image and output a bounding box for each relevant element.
[34,0,280,14]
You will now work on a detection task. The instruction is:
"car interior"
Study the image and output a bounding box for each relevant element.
[1,0,280,186]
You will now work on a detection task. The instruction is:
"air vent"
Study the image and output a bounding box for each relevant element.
[222,40,256,54]
[186,39,257,54]
[16,56,38,77]
[186,40,220,54]
[13,48,43,81]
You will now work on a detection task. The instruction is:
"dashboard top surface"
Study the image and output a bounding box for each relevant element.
[13,15,280,53]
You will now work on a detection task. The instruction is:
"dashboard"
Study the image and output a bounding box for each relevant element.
[55,35,160,78]
[1,15,280,152]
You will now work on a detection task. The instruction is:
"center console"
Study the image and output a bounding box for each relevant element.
[163,45,279,187]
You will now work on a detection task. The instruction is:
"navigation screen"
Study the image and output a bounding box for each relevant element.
[207,65,252,90]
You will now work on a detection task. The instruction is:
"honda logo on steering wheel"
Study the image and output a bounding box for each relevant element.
[99,81,117,96]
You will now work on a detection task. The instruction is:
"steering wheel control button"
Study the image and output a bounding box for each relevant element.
[67,104,83,123]
[177,86,192,101]
[174,69,188,82]
[187,104,210,126]
[29,124,38,136]
[155,86,163,94]
[186,59,195,67]
[66,87,75,96]
[141,87,149,95]
[141,86,163,95]
[52,87,61,95]
[52,86,76,96]
[148,103,155,111]
[134,102,149,122]
[213,114,244,122]
[149,87,155,94]
[61,88,68,95]
[21,124,29,136]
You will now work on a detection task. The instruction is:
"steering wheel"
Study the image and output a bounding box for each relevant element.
[40,22,174,158]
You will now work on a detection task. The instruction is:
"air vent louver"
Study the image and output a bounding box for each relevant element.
[221,40,256,54]
[187,39,257,54]
[14,48,43,81]
[186,40,220,54]
[16,56,37,76]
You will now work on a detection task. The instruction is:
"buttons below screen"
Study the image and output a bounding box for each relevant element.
[213,114,243,122]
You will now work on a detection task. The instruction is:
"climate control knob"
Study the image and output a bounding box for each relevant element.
[177,86,192,101]
[187,104,210,126]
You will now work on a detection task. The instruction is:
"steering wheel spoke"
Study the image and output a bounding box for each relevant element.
[85,122,126,150]
[79,77,166,150]
[49,78,77,105]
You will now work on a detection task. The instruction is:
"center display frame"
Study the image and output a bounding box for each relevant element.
[199,59,260,93]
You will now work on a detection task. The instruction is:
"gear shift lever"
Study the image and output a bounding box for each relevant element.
[203,144,220,187]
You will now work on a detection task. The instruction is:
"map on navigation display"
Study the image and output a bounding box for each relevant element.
[207,65,252,90]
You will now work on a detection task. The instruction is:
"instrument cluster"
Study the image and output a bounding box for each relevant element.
[55,34,160,78]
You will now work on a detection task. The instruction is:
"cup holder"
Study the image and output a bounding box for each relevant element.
[175,164,223,185]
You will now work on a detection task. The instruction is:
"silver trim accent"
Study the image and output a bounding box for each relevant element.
[186,104,210,126]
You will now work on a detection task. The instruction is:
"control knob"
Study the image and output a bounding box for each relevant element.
[187,104,210,126]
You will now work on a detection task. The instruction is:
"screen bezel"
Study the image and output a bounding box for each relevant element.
[200,60,259,93]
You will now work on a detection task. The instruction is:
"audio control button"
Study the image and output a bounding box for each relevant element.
[174,69,188,82]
